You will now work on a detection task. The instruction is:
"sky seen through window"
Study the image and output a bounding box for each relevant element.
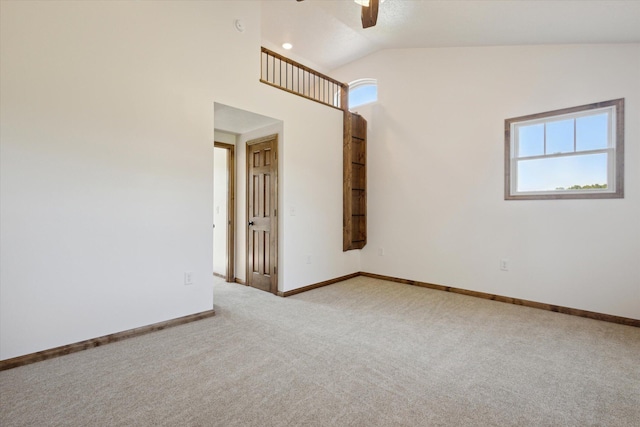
[516,113,609,191]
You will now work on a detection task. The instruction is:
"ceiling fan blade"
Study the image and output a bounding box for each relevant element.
[361,0,379,28]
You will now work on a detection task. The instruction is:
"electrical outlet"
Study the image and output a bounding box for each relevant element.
[306,255,312,264]
[378,247,384,256]
[500,259,509,271]
[184,271,194,285]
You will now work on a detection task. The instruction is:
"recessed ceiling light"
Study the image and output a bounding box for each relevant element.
[282,43,293,50]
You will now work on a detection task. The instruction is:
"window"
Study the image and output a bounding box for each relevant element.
[348,78,377,109]
[505,99,624,200]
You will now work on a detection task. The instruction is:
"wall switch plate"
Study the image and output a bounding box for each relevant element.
[500,259,509,271]
[306,255,312,264]
[185,271,194,285]
[378,248,384,256]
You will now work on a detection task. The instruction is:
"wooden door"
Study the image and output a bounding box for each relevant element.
[246,135,278,294]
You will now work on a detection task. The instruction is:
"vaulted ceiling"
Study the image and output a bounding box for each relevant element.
[261,0,640,71]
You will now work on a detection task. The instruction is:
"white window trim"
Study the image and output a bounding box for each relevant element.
[505,99,624,200]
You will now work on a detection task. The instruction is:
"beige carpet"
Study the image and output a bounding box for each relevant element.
[1,276,639,426]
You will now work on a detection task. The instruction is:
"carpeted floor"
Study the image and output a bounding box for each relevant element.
[1,276,639,426]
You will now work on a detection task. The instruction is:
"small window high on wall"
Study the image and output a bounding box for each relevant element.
[348,78,378,110]
[505,99,624,200]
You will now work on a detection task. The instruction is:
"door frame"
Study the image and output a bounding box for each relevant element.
[214,141,236,283]
[246,134,278,294]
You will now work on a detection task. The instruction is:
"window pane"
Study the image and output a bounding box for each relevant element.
[349,85,377,108]
[546,119,574,154]
[517,153,608,192]
[517,124,544,157]
[576,113,608,151]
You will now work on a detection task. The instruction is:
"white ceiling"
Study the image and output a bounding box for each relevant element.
[214,103,281,135]
[261,0,640,71]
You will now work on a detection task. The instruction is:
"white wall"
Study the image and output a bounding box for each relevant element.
[0,0,254,360]
[214,130,237,146]
[1,1,359,360]
[333,44,640,319]
[213,147,228,276]
[277,113,362,292]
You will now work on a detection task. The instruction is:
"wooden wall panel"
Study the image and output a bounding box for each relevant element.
[344,112,367,251]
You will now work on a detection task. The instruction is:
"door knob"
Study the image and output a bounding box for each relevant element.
[248,221,254,226]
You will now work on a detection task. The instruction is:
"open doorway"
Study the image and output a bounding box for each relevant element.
[214,102,282,292]
[213,142,235,282]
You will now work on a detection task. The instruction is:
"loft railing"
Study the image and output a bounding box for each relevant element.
[260,47,349,111]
